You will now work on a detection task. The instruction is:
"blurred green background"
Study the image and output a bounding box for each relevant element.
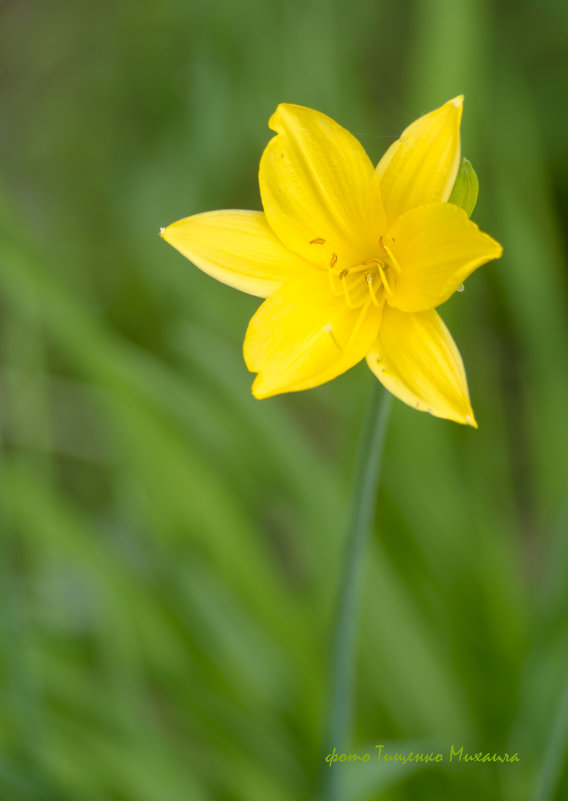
[1,0,567,799]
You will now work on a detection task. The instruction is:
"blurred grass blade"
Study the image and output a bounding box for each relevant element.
[533,668,568,801]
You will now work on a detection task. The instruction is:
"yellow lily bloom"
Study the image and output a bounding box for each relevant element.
[161,97,502,425]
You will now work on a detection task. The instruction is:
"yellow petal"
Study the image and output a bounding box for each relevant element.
[366,306,476,426]
[377,96,463,225]
[161,210,312,298]
[244,272,381,398]
[259,104,386,269]
[386,203,503,313]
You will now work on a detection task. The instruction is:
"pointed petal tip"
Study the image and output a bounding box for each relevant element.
[483,235,504,260]
[267,105,281,131]
[272,101,292,114]
[268,102,320,134]
[431,406,477,427]
[467,218,503,259]
[251,375,271,400]
[268,102,297,131]
[448,94,464,108]
[160,222,177,242]
[446,95,464,125]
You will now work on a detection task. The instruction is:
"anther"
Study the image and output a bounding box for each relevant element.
[339,269,349,279]
[329,253,338,268]
[309,238,326,245]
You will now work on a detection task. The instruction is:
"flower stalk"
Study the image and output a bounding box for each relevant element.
[320,381,392,801]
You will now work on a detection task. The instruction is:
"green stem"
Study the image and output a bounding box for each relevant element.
[320,380,392,801]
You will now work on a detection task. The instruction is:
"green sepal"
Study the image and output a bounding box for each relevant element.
[448,157,479,217]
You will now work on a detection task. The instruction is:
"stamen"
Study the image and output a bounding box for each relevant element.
[336,262,373,276]
[377,263,394,297]
[365,272,382,307]
[329,253,338,268]
[338,269,349,279]
[310,238,326,245]
[380,239,402,274]
[339,273,359,309]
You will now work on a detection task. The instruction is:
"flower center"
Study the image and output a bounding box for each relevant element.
[311,235,401,310]
[307,236,403,353]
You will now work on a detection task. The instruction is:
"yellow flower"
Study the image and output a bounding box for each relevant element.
[161,97,502,426]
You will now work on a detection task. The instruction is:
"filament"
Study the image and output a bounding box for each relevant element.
[377,263,394,298]
[380,237,402,274]
[365,273,382,307]
[340,274,360,309]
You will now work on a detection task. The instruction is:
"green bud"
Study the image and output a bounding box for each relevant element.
[448,157,479,217]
